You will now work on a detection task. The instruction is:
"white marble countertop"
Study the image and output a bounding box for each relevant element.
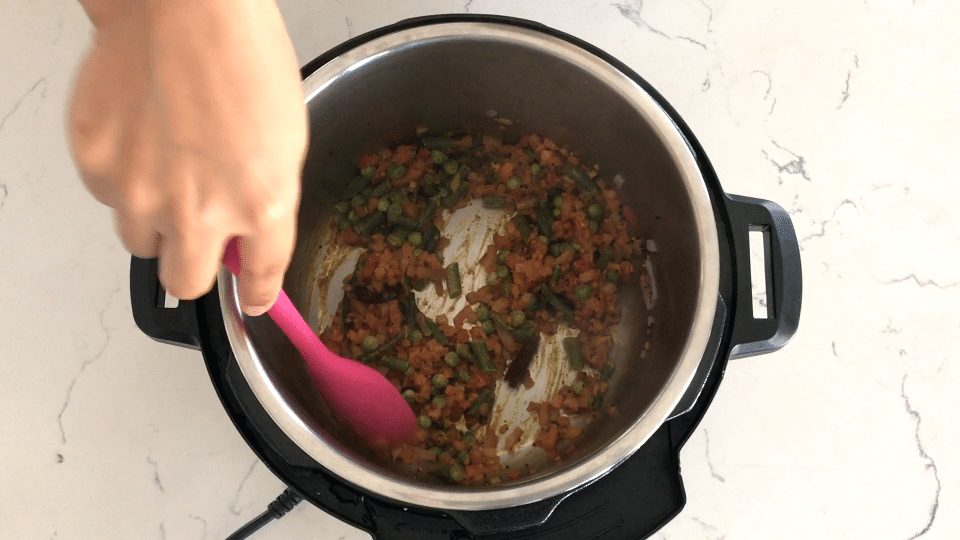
[3,1,957,538]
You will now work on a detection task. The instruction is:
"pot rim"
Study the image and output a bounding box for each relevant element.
[218,21,720,510]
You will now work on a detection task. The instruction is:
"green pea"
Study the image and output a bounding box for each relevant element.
[443,160,460,175]
[444,352,461,367]
[387,163,406,180]
[574,284,592,300]
[361,335,379,351]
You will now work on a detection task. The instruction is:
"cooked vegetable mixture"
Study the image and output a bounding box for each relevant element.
[320,133,639,484]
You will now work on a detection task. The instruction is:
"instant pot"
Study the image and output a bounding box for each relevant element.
[130,15,801,539]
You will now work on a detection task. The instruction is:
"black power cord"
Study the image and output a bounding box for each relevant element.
[225,487,304,540]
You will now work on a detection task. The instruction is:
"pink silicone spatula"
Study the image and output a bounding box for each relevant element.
[223,239,416,445]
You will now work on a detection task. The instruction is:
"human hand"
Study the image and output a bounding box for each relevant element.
[69,0,307,315]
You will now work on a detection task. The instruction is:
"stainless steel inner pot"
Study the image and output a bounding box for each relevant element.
[218,22,720,510]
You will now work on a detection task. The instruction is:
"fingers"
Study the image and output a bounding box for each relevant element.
[234,205,297,316]
[115,211,161,258]
[157,228,226,302]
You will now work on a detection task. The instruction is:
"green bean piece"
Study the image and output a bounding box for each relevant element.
[355,211,384,236]
[407,231,423,246]
[493,316,511,332]
[394,216,421,230]
[589,220,599,233]
[417,415,432,429]
[402,389,417,404]
[587,203,603,220]
[600,360,616,382]
[361,165,377,177]
[422,317,449,345]
[387,227,409,248]
[333,200,351,214]
[534,200,553,238]
[370,180,391,198]
[550,243,562,257]
[413,278,430,291]
[342,176,370,201]
[510,324,537,343]
[531,163,541,176]
[486,272,498,285]
[430,149,448,164]
[496,250,508,264]
[475,305,491,322]
[376,198,391,212]
[432,395,447,408]
[446,263,462,298]
[443,352,461,368]
[461,430,476,444]
[482,195,508,209]
[503,279,512,297]
[550,266,562,287]
[457,450,470,465]
[441,179,470,208]
[563,336,584,370]
[561,242,573,253]
[467,388,495,416]
[510,310,526,326]
[409,328,423,342]
[591,395,604,410]
[553,195,564,208]
[605,270,620,284]
[347,210,359,224]
[361,335,379,351]
[541,285,574,323]
[388,189,407,204]
[481,320,495,335]
[457,368,471,382]
[553,208,561,218]
[496,265,510,279]
[430,446,443,455]
[507,176,521,190]
[378,356,409,372]
[422,136,458,150]
[513,214,532,239]
[456,343,474,360]
[405,365,415,376]
[432,373,448,389]
[387,162,407,180]
[386,202,404,223]
[597,248,613,270]
[434,463,464,482]
[574,284,592,301]
[416,198,439,228]
[469,341,496,373]
[565,167,598,196]
[571,380,585,395]
[443,159,460,175]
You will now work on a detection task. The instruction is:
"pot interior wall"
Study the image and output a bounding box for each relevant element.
[239,31,704,488]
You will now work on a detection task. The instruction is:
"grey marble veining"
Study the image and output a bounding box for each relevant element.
[2,0,959,539]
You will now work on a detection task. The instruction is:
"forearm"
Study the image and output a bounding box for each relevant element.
[77,0,275,29]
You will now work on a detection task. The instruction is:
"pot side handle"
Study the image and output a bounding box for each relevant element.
[445,491,574,536]
[724,194,802,358]
[129,256,201,350]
